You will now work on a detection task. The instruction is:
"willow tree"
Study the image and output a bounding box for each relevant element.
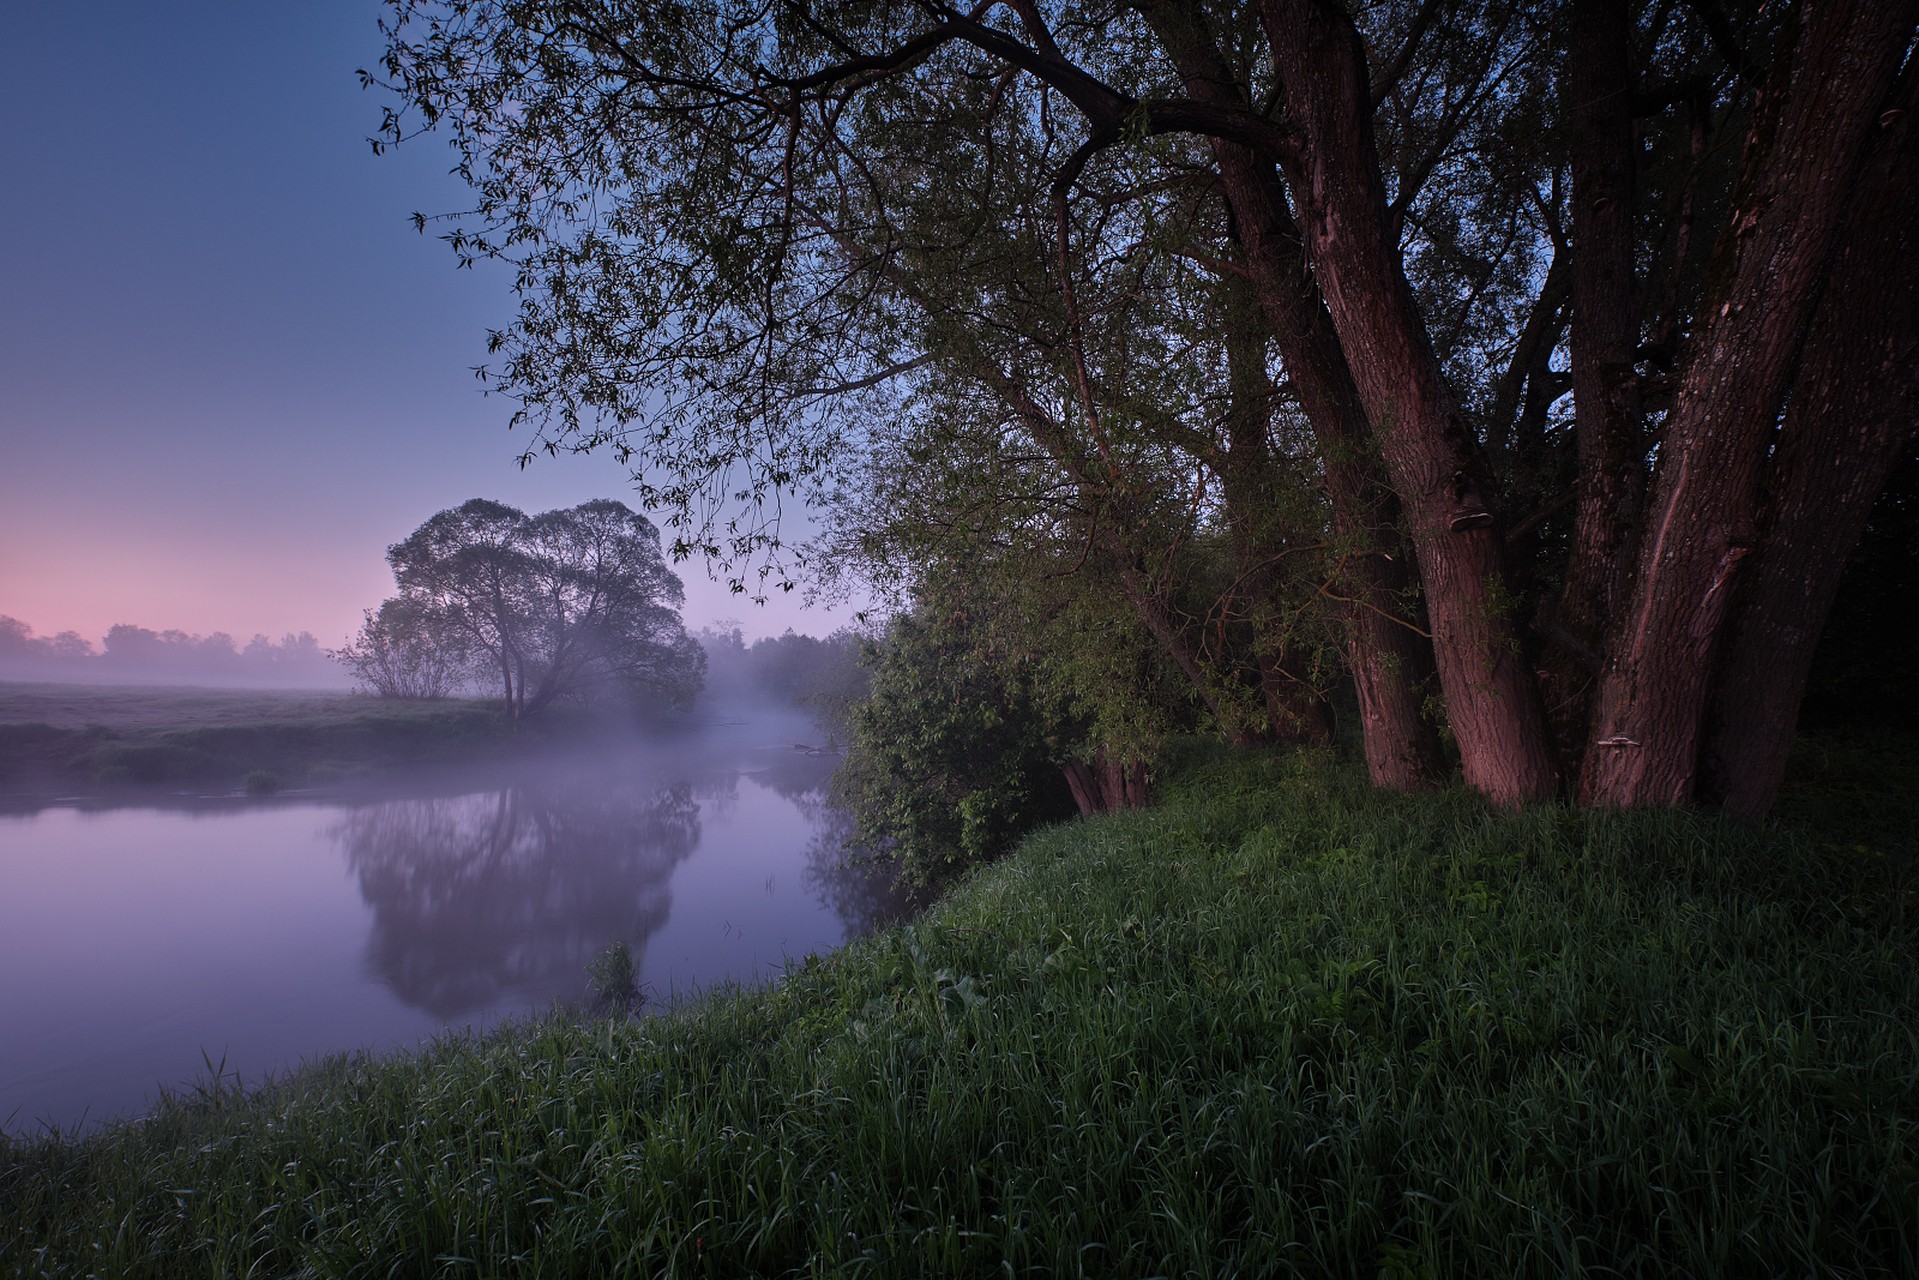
[371,0,1443,786]
[381,498,706,716]
[372,0,1915,812]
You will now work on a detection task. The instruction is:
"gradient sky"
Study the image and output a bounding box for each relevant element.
[1,1,858,649]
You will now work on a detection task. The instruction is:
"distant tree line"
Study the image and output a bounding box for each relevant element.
[335,498,705,718]
[696,625,869,741]
[0,615,341,687]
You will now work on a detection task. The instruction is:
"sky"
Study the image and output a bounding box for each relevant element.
[0,1,859,649]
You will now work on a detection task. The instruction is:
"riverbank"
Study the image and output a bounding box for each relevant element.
[4,739,1916,1276]
[0,683,728,805]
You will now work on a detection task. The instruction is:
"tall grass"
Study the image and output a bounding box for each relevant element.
[4,746,1915,1277]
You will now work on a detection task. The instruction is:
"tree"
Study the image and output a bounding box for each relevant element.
[371,0,1917,812]
[333,597,467,698]
[370,0,1448,787]
[1582,0,1918,809]
[366,498,705,716]
[0,616,95,669]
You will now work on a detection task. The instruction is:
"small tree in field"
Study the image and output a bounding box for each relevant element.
[332,598,464,699]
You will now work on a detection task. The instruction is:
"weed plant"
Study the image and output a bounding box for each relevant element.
[586,940,642,1011]
[3,747,1915,1277]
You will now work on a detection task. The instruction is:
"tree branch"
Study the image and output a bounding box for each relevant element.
[1370,0,1447,106]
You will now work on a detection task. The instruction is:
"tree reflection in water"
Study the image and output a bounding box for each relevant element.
[744,749,925,938]
[795,791,928,938]
[332,777,703,1017]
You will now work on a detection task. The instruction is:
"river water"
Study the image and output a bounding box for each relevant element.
[0,711,901,1135]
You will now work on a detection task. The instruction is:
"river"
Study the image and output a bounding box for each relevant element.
[0,710,902,1135]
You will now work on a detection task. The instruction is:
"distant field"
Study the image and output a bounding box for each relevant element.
[0,682,421,732]
[0,682,514,800]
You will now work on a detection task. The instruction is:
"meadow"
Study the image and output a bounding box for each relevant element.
[0,683,548,800]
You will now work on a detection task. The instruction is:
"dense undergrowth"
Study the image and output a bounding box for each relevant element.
[4,744,1916,1277]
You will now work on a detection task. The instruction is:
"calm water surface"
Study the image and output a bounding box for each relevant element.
[0,714,898,1135]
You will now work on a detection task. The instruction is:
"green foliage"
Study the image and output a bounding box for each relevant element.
[241,770,281,797]
[835,607,1077,887]
[6,747,1917,1276]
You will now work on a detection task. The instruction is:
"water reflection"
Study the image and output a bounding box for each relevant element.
[797,793,928,938]
[0,718,922,1133]
[336,777,703,1017]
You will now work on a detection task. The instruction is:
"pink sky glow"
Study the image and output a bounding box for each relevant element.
[0,2,865,654]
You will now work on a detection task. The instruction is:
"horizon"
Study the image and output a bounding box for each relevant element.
[0,599,854,658]
[0,3,861,651]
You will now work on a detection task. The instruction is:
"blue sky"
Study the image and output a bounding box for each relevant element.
[0,1,856,647]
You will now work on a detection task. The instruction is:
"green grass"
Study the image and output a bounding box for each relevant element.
[4,745,1916,1277]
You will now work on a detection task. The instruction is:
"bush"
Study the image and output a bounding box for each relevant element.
[80,742,220,785]
[835,609,1077,887]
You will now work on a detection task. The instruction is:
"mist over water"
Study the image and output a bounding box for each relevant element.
[0,705,906,1136]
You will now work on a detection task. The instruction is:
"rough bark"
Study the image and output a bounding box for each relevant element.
[1138,0,1445,790]
[1213,150,1442,782]
[1546,0,1647,774]
[1583,0,1918,807]
[1064,750,1152,814]
[1257,0,1557,805]
[1700,67,1918,816]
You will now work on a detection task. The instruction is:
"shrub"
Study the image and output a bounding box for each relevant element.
[834,609,1076,887]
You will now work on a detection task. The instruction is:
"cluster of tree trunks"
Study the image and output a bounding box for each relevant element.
[1064,750,1153,815]
[915,0,1917,813]
[1140,0,1916,812]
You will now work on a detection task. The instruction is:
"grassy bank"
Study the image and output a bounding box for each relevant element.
[4,746,1917,1277]
[0,684,551,798]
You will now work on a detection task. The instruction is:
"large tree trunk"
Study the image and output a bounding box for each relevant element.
[1546,0,1647,774]
[1138,0,1445,790]
[1256,0,1557,805]
[1215,150,1443,784]
[1700,67,1918,817]
[1064,749,1152,814]
[1583,0,1917,807]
